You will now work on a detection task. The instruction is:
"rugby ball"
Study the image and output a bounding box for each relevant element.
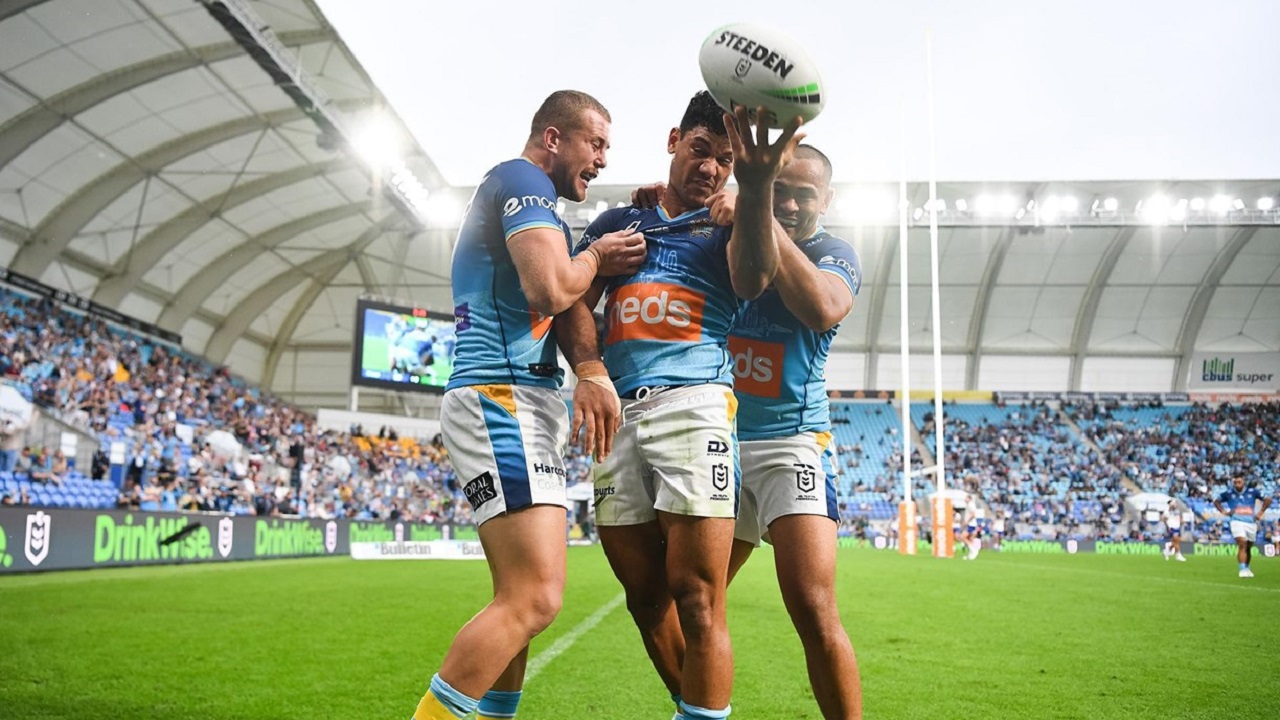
[699,23,824,128]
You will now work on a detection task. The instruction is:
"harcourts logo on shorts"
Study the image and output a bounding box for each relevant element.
[503,195,557,218]
[728,336,785,398]
[606,283,705,344]
[533,462,566,490]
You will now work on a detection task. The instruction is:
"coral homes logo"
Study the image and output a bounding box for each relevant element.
[606,283,705,344]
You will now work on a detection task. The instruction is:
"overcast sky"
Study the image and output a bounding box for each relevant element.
[314,0,1280,186]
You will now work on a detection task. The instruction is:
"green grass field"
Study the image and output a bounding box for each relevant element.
[2,547,1277,719]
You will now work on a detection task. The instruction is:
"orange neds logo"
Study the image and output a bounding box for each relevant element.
[728,336,785,398]
[606,282,705,344]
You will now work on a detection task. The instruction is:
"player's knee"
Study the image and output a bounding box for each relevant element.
[784,586,839,634]
[670,582,720,640]
[510,586,563,636]
[624,590,672,630]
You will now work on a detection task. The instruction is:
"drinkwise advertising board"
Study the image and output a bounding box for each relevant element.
[0,507,475,573]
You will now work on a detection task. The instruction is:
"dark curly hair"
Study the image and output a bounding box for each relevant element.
[678,90,727,137]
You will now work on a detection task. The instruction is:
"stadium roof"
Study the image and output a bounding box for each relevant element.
[0,0,1277,409]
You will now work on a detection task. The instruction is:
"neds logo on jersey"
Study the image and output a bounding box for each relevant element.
[728,336,785,398]
[607,283,705,344]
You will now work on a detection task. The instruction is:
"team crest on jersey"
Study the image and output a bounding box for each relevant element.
[795,464,817,493]
[711,463,730,492]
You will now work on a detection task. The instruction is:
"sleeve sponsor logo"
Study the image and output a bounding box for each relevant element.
[818,254,860,289]
[605,282,705,344]
[728,336,785,398]
[503,194,557,218]
[454,303,472,332]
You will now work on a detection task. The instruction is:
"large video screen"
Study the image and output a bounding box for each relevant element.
[351,298,455,393]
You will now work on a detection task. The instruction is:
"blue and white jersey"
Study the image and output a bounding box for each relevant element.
[448,159,571,390]
[729,228,861,440]
[1219,486,1265,522]
[576,206,743,397]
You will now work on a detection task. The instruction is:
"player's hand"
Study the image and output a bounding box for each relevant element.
[571,368,621,462]
[631,182,666,209]
[705,190,737,226]
[586,229,646,277]
[723,105,805,190]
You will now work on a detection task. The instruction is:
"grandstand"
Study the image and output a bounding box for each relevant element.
[0,0,1275,545]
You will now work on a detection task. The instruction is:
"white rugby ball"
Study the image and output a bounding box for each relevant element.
[699,23,824,128]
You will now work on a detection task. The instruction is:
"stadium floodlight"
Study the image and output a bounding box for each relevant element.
[925,198,946,213]
[1209,195,1232,214]
[352,114,402,169]
[1103,197,1119,212]
[953,198,968,212]
[1142,195,1172,224]
[1039,195,1061,221]
[999,194,1018,216]
[974,194,995,215]
[556,201,567,216]
[1060,195,1079,213]
[1259,197,1276,211]
[1233,198,1246,211]
[423,193,462,228]
[1189,197,1206,212]
[844,189,899,222]
[595,200,609,214]
[912,206,924,221]
[1170,198,1189,222]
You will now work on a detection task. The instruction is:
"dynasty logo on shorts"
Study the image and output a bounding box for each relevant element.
[464,471,498,508]
[706,439,730,456]
[606,282,706,344]
[728,336,785,398]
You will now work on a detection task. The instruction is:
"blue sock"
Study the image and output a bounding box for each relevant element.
[671,693,684,720]
[477,689,522,719]
[1240,562,1249,570]
[679,700,731,719]
[428,673,480,718]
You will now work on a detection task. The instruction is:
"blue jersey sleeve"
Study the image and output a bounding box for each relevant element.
[814,237,863,297]
[495,161,562,241]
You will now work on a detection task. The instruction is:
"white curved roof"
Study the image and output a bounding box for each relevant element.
[1,0,1276,407]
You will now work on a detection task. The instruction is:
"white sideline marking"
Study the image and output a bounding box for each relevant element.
[525,592,625,682]
[989,558,1280,594]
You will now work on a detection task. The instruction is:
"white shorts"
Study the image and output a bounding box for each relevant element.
[1229,520,1257,543]
[592,384,738,526]
[734,431,838,547]
[441,384,569,526]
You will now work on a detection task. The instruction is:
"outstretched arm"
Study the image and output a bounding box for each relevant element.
[723,106,804,300]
